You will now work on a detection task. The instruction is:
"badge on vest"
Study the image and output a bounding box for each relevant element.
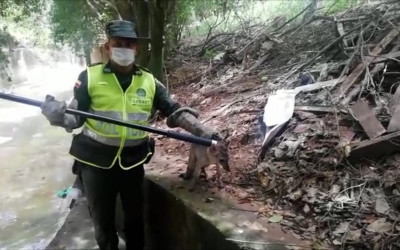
[136,88,146,97]
[132,88,150,105]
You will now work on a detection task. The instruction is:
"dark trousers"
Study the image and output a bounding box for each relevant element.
[78,162,145,250]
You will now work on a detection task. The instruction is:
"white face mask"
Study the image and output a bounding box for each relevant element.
[110,47,135,66]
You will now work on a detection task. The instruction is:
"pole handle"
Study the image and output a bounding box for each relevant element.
[0,92,214,146]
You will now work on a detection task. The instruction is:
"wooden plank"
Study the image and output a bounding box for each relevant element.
[387,106,400,132]
[336,16,368,22]
[294,106,336,113]
[336,21,348,48]
[390,84,400,114]
[348,131,400,162]
[333,27,400,99]
[295,78,344,93]
[340,63,386,106]
[350,100,386,139]
[366,50,400,64]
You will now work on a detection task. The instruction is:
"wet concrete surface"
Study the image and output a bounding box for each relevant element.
[46,196,97,250]
[0,63,83,249]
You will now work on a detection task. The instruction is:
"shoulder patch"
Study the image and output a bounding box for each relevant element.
[136,65,152,73]
[74,79,82,88]
[88,62,103,67]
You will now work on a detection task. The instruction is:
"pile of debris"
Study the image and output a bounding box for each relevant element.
[160,1,400,248]
[255,2,400,249]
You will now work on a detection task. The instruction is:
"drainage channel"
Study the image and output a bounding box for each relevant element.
[47,171,310,250]
[46,177,240,250]
[47,151,310,250]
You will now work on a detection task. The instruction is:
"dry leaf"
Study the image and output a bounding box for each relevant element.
[375,196,390,214]
[366,218,392,233]
[268,214,283,223]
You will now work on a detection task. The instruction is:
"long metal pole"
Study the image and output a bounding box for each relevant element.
[0,92,215,147]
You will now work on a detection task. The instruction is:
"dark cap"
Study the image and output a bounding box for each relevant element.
[106,20,148,39]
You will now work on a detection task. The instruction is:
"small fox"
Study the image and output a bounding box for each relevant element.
[180,141,230,191]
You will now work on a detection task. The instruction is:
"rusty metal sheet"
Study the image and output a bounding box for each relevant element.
[350,100,386,139]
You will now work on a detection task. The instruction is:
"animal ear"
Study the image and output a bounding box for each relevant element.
[219,128,230,141]
[209,144,218,153]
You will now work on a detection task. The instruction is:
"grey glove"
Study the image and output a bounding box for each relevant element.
[167,107,221,140]
[41,95,66,125]
[41,95,79,132]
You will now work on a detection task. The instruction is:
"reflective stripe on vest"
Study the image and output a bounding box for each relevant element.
[82,127,148,146]
[80,63,156,169]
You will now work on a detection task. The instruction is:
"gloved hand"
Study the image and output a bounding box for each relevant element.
[41,95,79,133]
[41,95,66,126]
[167,107,222,140]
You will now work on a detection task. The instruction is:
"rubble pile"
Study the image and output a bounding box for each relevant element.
[256,2,400,249]
[161,1,400,248]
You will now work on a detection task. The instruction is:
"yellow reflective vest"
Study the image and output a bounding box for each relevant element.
[75,63,155,169]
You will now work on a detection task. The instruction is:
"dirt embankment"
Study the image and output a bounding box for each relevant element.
[155,2,400,249]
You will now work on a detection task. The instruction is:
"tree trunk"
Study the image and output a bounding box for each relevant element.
[148,0,166,81]
[164,0,177,59]
[115,0,135,21]
[84,46,92,65]
[133,0,150,67]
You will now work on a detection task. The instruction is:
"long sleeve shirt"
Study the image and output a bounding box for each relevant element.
[69,62,180,169]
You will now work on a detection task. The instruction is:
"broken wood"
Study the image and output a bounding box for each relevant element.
[389,84,400,114]
[294,106,336,113]
[387,80,400,132]
[348,130,400,162]
[248,53,271,71]
[336,20,349,48]
[387,106,400,133]
[335,15,368,22]
[342,43,400,106]
[202,98,244,123]
[350,99,386,139]
[201,75,259,97]
[295,77,344,93]
[367,50,400,64]
[283,25,361,85]
[333,26,400,99]
[341,63,386,106]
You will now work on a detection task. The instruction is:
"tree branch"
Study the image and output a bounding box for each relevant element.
[85,0,104,21]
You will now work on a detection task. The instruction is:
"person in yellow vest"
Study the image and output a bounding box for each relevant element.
[40,20,219,250]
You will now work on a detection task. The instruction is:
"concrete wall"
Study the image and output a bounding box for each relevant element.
[49,177,241,250]
[144,178,240,250]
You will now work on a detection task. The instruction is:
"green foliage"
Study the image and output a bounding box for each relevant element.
[0,0,48,79]
[204,48,218,60]
[0,0,45,20]
[50,0,109,59]
[323,0,366,15]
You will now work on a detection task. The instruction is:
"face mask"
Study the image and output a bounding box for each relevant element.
[110,47,135,66]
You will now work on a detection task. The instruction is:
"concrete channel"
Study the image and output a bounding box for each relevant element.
[46,153,310,250]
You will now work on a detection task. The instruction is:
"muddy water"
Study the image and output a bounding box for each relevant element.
[0,62,84,249]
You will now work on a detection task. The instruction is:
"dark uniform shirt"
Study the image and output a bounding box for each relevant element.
[70,62,180,168]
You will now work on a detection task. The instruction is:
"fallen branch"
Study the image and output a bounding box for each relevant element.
[282,24,361,86]
[333,25,400,99]
[236,2,313,56]
[202,98,244,123]
[274,2,314,34]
